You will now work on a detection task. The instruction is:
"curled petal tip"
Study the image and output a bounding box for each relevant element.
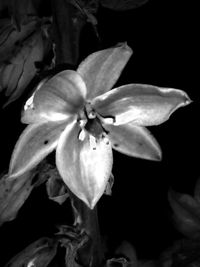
[115,42,133,54]
[116,42,133,59]
[185,96,193,106]
[180,91,193,106]
[146,145,162,162]
[153,149,162,161]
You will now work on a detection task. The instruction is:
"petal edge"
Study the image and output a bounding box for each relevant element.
[78,43,133,100]
[9,120,70,178]
[104,122,162,161]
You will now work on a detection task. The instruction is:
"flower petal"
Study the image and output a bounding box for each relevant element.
[77,43,132,100]
[93,84,191,126]
[8,120,71,178]
[104,122,161,160]
[22,70,87,124]
[56,123,113,209]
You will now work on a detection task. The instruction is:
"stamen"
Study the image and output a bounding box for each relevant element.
[90,135,97,150]
[78,129,87,141]
[85,102,97,119]
[88,110,96,119]
[100,116,116,125]
[24,94,35,110]
[102,135,110,146]
[78,118,86,128]
[27,258,36,267]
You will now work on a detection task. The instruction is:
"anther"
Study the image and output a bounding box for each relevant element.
[78,129,86,141]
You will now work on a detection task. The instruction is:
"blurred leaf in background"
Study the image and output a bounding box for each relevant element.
[0,160,61,226]
[4,237,58,267]
[0,16,51,107]
[100,0,149,11]
[168,177,200,240]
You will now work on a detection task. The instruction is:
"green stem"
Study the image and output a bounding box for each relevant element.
[51,0,86,66]
[71,194,104,266]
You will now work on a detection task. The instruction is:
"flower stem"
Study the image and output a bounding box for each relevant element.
[71,193,104,266]
[51,0,86,66]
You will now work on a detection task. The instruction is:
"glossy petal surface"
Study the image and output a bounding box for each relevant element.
[77,43,132,100]
[22,70,87,124]
[56,122,113,209]
[93,84,191,126]
[104,122,161,160]
[9,120,69,178]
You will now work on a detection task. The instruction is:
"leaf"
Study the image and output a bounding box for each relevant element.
[0,18,38,63]
[0,171,34,226]
[4,237,58,267]
[0,18,51,107]
[104,173,114,196]
[115,241,138,265]
[168,189,200,239]
[160,239,200,267]
[0,161,48,226]
[46,169,69,205]
[3,29,46,107]
[100,0,149,11]
[77,42,132,100]
[9,0,38,29]
[93,84,191,126]
[106,257,130,267]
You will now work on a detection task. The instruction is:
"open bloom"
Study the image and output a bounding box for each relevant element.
[8,43,191,209]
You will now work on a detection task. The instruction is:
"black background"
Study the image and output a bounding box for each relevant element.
[0,0,199,265]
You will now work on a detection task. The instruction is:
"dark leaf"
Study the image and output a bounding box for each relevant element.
[0,160,51,226]
[4,237,58,267]
[46,168,69,205]
[115,241,137,264]
[0,17,51,107]
[106,257,130,267]
[104,173,114,196]
[0,170,36,226]
[168,189,200,240]
[160,239,200,267]
[56,225,90,267]
[100,0,149,11]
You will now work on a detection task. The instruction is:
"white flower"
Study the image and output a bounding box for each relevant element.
[8,43,191,209]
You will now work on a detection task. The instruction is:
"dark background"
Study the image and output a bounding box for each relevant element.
[0,0,199,265]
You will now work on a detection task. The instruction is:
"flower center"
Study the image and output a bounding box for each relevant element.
[85,117,105,139]
[77,102,107,141]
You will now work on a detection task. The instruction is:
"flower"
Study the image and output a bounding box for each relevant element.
[8,43,191,209]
